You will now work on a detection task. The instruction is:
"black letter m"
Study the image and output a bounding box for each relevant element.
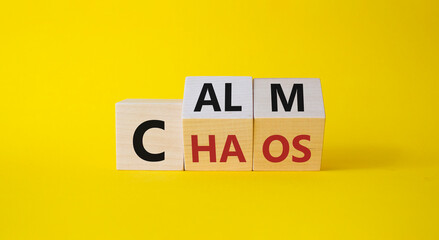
[271,84,304,112]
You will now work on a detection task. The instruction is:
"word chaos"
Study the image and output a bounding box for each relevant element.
[115,77,325,171]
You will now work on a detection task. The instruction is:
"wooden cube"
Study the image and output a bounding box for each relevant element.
[253,78,325,171]
[116,99,184,170]
[183,76,253,171]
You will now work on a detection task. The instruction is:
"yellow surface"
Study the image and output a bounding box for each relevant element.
[0,0,438,239]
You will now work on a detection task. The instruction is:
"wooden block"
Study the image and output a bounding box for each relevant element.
[183,76,253,171]
[116,99,184,170]
[253,78,325,171]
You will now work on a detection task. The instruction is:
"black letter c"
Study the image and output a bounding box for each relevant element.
[133,120,165,162]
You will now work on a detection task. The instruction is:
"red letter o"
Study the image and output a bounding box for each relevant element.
[262,135,289,163]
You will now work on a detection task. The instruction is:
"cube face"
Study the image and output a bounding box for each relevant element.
[182,76,253,119]
[116,99,184,170]
[253,78,325,171]
[183,119,253,171]
[253,118,325,171]
[254,78,325,118]
[182,76,253,170]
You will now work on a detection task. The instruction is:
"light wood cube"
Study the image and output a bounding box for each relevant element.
[182,76,253,171]
[253,78,325,171]
[116,99,184,170]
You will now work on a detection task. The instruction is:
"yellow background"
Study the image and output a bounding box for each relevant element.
[1,0,438,239]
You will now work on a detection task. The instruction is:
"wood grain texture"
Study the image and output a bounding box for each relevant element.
[183,119,253,171]
[182,76,253,171]
[116,99,184,170]
[253,118,325,171]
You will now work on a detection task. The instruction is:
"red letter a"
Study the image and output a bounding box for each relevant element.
[220,135,246,162]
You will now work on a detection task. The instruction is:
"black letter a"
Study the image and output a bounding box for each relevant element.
[194,83,221,112]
